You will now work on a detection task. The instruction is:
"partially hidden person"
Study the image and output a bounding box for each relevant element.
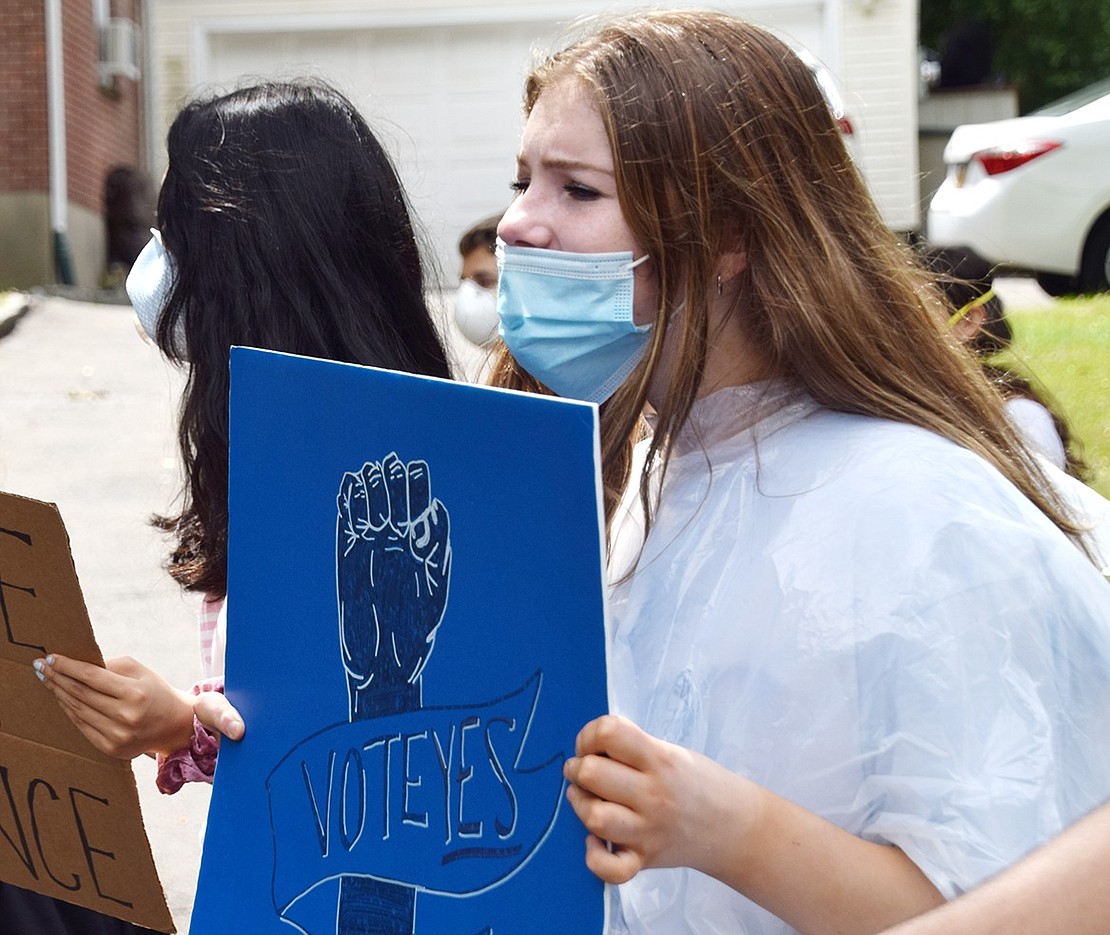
[32,78,453,934]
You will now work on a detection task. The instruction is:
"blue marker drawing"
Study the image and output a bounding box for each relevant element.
[336,453,451,933]
[337,453,451,718]
[265,672,565,916]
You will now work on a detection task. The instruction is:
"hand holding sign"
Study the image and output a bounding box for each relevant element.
[0,492,174,932]
[33,653,197,759]
[563,714,759,888]
[336,453,451,718]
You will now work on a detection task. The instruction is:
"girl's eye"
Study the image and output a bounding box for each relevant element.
[565,183,600,201]
[509,179,529,195]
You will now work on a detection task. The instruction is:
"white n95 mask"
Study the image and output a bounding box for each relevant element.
[453,278,500,347]
[126,228,187,358]
[496,242,652,404]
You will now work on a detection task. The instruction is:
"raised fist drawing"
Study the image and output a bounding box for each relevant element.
[336,452,452,720]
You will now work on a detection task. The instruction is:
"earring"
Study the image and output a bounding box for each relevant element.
[716,275,723,296]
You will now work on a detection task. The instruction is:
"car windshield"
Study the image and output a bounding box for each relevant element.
[1030,76,1110,117]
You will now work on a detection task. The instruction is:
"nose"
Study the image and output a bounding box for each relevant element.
[497,192,551,249]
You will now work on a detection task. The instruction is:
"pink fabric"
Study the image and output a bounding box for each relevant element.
[154,676,225,795]
[198,595,223,677]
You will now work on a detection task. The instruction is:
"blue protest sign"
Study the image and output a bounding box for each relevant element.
[189,348,607,934]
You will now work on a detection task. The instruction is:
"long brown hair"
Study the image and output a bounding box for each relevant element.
[492,10,1084,548]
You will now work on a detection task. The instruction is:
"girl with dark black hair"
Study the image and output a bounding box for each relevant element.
[922,245,1089,479]
[31,79,451,932]
[153,79,451,599]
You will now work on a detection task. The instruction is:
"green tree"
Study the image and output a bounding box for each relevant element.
[921,0,1110,113]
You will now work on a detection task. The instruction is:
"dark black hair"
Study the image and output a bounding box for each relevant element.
[922,245,1012,355]
[154,79,451,595]
[922,245,1088,480]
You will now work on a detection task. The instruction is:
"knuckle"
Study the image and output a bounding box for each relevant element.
[575,755,605,789]
[594,714,623,745]
[578,799,613,836]
[584,847,606,877]
[101,731,128,757]
[118,707,143,731]
[617,853,643,884]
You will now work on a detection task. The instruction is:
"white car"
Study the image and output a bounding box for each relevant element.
[927,77,1110,294]
[794,46,859,163]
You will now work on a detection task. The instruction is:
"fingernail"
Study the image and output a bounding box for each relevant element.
[32,659,45,680]
[227,719,243,740]
[45,654,55,666]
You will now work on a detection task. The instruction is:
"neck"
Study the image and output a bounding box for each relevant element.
[646,300,774,411]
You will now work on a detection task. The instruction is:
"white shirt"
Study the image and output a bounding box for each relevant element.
[605,382,1110,935]
[1005,396,1067,471]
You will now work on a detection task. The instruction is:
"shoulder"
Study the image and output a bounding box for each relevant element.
[1005,396,1067,469]
[756,410,1015,512]
[756,410,1105,601]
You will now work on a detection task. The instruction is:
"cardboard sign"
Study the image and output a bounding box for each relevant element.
[0,492,174,932]
[190,348,608,934]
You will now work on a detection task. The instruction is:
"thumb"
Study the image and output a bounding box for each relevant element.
[194,691,245,741]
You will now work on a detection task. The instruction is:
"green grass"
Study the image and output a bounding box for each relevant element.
[995,294,1110,498]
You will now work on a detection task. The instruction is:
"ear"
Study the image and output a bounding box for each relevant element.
[952,304,987,344]
[714,249,748,284]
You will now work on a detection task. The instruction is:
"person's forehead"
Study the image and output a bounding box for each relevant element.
[519,83,611,170]
[461,247,497,278]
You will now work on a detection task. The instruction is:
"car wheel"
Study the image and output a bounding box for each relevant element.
[1079,213,1110,293]
[1034,272,1077,297]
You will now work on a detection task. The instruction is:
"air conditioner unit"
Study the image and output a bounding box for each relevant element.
[99,18,140,84]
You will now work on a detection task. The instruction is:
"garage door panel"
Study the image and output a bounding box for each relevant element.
[207,20,560,284]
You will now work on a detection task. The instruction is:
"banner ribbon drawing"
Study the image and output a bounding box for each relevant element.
[266,673,564,917]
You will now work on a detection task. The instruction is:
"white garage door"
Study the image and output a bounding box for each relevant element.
[206,22,556,288]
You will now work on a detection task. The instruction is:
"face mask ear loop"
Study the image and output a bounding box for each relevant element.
[949,287,995,326]
[628,254,651,271]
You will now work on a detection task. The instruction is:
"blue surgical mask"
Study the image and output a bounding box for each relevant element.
[496,242,652,403]
[126,228,186,358]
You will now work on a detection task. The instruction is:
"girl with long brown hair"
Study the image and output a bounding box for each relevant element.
[492,11,1110,933]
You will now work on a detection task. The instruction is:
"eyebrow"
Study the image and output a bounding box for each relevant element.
[516,154,615,177]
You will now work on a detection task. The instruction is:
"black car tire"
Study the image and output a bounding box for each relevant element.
[1034,271,1077,297]
[1079,213,1110,293]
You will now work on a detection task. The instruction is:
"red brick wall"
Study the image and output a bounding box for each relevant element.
[0,2,49,191]
[64,0,143,214]
[0,0,142,215]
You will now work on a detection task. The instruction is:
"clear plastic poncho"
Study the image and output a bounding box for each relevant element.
[605,382,1110,935]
